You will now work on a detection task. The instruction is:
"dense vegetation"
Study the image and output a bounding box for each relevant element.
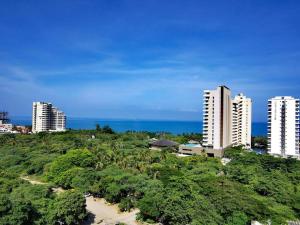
[0,129,299,225]
[252,136,268,149]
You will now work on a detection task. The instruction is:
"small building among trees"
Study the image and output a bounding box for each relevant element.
[149,139,179,151]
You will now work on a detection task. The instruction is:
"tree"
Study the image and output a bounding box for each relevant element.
[225,212,248,225]
[0,196,35,225]
[47,190,87,225]
[1,131,299,225]
[252,136,268,149]
[102,125,114,134]
[138,184,164,222]
[46,149,95,181]
[95,124,101,132]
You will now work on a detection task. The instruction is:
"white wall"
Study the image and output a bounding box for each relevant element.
[268,96,299,157]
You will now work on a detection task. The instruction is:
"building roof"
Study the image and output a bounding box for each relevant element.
[151,139,179,147]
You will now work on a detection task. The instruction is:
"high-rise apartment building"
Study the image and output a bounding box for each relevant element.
[203,86,232,150]
[268,96,300,157]
[32,102,66,133]
[51,107,66,131]
[203,86,252,150]
[232,94,252,148]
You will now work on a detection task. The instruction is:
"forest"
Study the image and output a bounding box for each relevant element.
[0,128,299,225]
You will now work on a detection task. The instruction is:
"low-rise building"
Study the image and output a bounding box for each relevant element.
[14,126,31,134]
[0,121,13,131]
[178,143,224,157]
[149,139,179,151]
[178,143,203,156]
[0,112,13,133]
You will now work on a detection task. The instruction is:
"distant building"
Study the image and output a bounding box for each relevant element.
[51,107,66,131]
[0,123,13,133]
[0,112,13,133]
[149,139,178,151]
[178,142,224,158]
[14,126,30,134]
[0,112,10,124]
[32,102,66,133]
[268,96,300,157]
[232,93,252,148]
[203,85,232,150]
[202,86,252,152]
[178,143,203,156]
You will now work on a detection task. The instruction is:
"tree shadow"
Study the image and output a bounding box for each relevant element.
[82,212,96,225]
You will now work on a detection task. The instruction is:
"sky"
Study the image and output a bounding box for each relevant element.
[0,0,300,121]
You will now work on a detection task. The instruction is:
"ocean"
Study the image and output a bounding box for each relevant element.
[11,117,267,136]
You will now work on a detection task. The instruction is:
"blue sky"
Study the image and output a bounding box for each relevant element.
[1,0,300,121]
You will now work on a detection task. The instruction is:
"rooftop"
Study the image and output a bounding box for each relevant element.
[150,139,179,147]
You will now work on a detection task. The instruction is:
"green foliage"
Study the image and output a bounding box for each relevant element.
[95,123,101,131]
[252,136,268,149]
[102,125,115,134]
[46,149,95,181]
[47,190,87,225]
[0,131,299,224]
[225,212,248,225]
[0,193,35,225]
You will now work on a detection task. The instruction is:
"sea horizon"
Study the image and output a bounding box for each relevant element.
[11,116,268,136]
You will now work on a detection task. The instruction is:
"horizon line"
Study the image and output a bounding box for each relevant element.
[10,115,267,123]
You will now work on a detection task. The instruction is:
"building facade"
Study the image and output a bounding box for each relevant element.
[32,102,66,133]
[268,96,300,157]
[51,107,66,131]
[0,112,13,133]
[203,86,252,151]
[203,86,232,150]
[232,93,252,148]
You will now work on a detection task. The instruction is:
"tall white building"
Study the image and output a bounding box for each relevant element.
[232,94,252,148]
[32,102,66,133]
[203,86,252,150]
[51,107,66,131]
[268,96,300,157]
[203,86,232,150]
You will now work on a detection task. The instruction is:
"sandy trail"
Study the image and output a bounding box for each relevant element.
[20,176,47,185]
[20,176,145,225]
[20,176,65,193]
[84,196,140,225]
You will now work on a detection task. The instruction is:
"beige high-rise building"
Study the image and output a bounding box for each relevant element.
[32,102,66,133]
[203,86,232,150]
[232,94,252,148]
[203,86,252,151]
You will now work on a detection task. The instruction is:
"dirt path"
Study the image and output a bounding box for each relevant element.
[84,196,140,225]
[20,176,147,225]
[20,176,65,193]
[20,176,47,185]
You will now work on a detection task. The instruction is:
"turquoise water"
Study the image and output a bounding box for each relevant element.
[184,143,201,147]
[11,117,267,136]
